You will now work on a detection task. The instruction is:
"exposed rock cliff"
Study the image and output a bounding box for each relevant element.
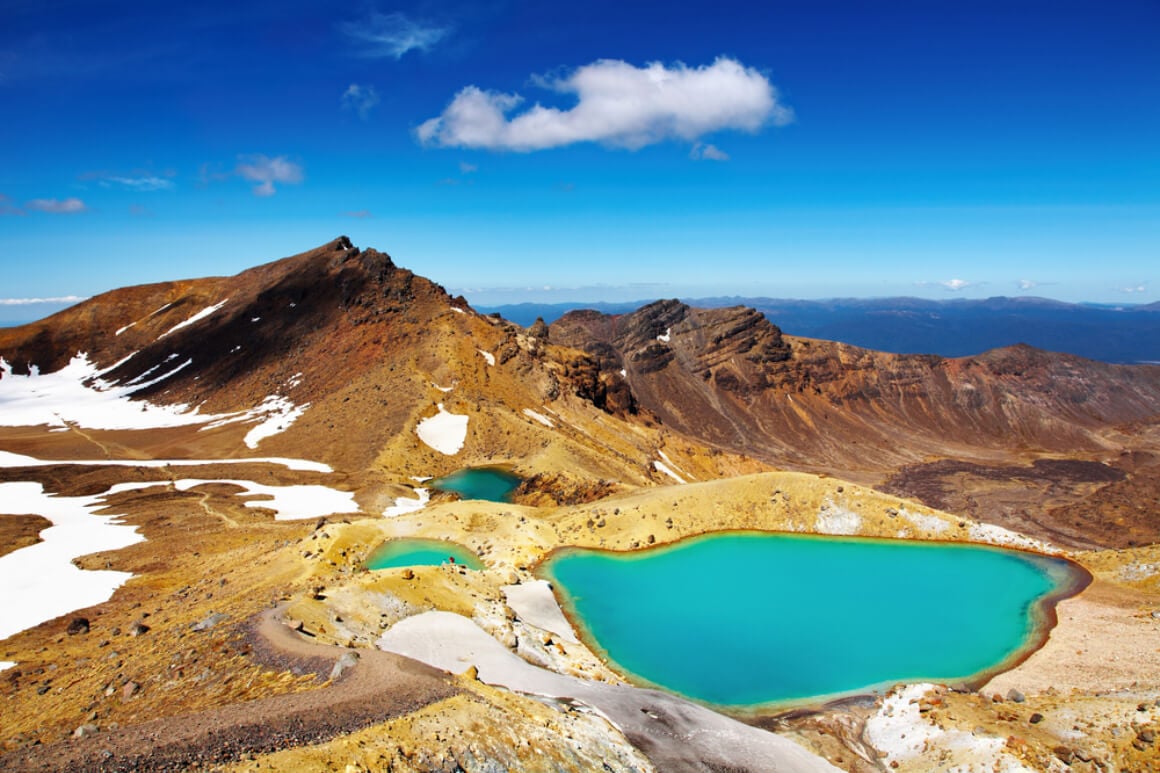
[553,300,1160,477]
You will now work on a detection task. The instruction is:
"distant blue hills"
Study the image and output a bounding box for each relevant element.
[479,297,1160,365]
[9,296,1159,365]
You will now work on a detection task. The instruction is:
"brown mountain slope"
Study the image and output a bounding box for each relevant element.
[551,299,1160,473]
[551,299,1160,547]
[0,240,763,497]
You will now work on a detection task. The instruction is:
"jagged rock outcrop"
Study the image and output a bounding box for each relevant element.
[552,300,1160,478]
[0,240,713,484]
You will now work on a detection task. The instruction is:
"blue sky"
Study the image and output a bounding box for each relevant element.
[1,0,1158,318]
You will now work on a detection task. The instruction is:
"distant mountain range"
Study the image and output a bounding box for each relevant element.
[482,297,1160,364]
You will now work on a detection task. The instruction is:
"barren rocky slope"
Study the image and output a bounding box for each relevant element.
[0,239,762,503]
[1,241,1157,771]
[552,299,1160,548]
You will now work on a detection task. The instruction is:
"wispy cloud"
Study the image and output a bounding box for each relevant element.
[417,57,792,152]
[690,142,729,161]
[916,278,983,292]
[108,176,172,191]
[341,83,380,119]
[235,155,304,197]
[338,11,449,59]
[342,209,372,218]
[1118,283,1148,294]
[459,161,478,174]
[82,169,176,191]
[26,197,87,214]
[0,295,87,306]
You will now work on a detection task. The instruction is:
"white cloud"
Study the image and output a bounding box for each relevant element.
[1118,283,1147,294]
[342,209,372,218]
[0,295,86,306]
[916,278,984,292]
[26,197,87,214]
[342,83,380,119]
[104,175,174,191]
[1017,279,1038,290]
[80,170,176,191]
[235,155,304,197]
[690,142,730,161]
[339,11,449,59]
[459,161,478,174]
[417,57,792,152]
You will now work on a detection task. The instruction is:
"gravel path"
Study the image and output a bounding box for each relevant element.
[0,607,459,772]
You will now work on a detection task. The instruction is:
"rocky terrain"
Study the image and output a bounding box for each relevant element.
[1,239,1157,771]
[553,300,1160,549]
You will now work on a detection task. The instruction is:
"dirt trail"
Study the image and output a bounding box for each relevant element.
[0,607,460,772]
[187,485,240,528]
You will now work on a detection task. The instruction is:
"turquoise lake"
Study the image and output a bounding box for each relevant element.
[541,532,1084,709]
[431,466,521,503]
[365,538,484,571]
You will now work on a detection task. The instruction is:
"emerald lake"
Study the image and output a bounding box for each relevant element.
[365,538,484,571]
[541,532,1086,709]
[431,466,521,503]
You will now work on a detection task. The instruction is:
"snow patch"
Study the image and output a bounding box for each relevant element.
[478,349,496,366]
[0,481,144,640]
[619,368,627,378]
[503,580,579,644]
[658,450,693,481]
[433,383,454,393]
[125,357,192,389]
[416,403,468,455]
[815,498,862,535]
[0,353,225,430]
[653,460,686,484]
[523,408,554,428]
[110,479,357,521]
[158,299,228,339]
[116,302,173,336]
[384,487,430,517]
[657,328,671,343]
[0,661,13,672]
[240,395,309,449]
[0,450,332,473]
[378,612,842,772]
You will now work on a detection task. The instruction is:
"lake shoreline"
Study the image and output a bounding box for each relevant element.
[537,528,1092,716]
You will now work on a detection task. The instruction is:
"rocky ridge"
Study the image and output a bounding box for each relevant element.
[553,299,1160,548]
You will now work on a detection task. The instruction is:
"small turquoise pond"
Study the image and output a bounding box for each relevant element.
[541,532,1086,710]
[431,466,521,503]
[366,538,484,571]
